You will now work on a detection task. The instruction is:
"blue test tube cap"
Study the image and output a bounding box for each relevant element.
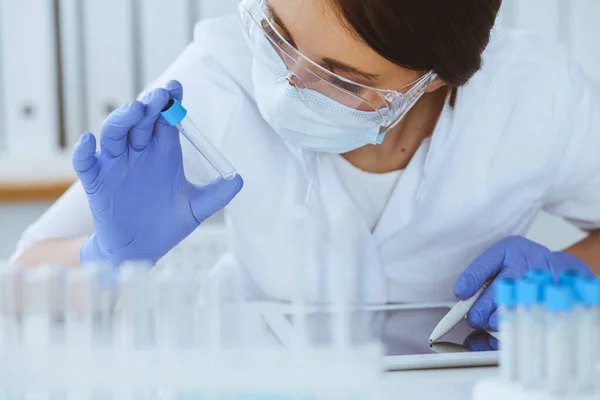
[161,98,188,126]
[495,278,517,308]
[545,284,574,313]
[575,278,600,307]
[526,270,553,285]
[516,278,544,307]
[559,269,586,302]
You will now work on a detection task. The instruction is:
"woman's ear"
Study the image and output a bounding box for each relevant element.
[425,77,448,93]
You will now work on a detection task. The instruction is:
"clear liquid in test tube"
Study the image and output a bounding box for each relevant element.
[161,99,237,181]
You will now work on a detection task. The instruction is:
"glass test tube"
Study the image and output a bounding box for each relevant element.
[574,278,600,393]
[495,278,517,382]
[91,265,119,348]
[559,270,584,376]
[161,99,237,181]
[168,267,199,348]
[545,284,573,397]
[0,265,21,348]
[329,208,361,353]
[64,267,99,349]
[119,262,156,349]
[21,266,66,349]
[515,278,545,388]
[289,206,312,352]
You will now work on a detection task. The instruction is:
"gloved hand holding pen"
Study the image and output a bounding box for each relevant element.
[453,236,594,331]
[73,80,243,268]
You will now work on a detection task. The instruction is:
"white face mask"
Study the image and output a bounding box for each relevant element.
[252,59,392,154]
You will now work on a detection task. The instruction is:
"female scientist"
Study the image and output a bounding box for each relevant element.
[12,0,600,330]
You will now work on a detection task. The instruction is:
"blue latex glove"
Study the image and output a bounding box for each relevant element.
[453,236,593,331]
[463,330,499,352]
[73,80,243,267]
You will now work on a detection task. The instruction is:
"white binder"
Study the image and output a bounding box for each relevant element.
[196,0,240,20]
[81,0,136,136]
[0,0,60,156]
[58,0,86,149]
[138,0,192,87]
[569,0,600,82]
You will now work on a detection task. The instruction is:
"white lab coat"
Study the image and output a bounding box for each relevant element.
[12,17,600,304]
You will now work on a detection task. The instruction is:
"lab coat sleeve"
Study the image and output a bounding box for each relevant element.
[543,59,600,231]
[9,182,94,264]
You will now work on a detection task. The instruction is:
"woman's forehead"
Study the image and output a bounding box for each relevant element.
[268,0,402,80]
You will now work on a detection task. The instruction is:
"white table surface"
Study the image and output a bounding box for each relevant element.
[381,366,497,399]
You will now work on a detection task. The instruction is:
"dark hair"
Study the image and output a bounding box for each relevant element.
[329,0,502,100]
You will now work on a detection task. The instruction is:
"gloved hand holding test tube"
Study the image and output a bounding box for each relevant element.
[75,81,243,268]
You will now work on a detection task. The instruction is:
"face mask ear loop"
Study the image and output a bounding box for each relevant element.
[375,130,388,145]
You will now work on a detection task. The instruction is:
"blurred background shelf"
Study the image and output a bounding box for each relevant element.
[0,152,75,202]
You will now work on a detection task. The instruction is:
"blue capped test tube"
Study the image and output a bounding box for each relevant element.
[574,278,600,393]
[495,278,517,382]
[545,284,574,397]
[516,278,545,388]
[161,99,237,181]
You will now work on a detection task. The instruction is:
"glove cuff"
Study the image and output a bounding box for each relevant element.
[80,233,112,267]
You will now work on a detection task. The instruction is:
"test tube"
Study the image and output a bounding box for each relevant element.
[329,210,357,353]
[515,278,545,388]
[495,278,517,382]
[119,262,156,349]
[574,278,600,393]
[559,269,585,375]
[545,283,574,397]
[0,265,21,348]
[161,98,237,181]
[168,267,199,348]
[21,266,66,348]
[91,264,119,348]
[289,206,313,352]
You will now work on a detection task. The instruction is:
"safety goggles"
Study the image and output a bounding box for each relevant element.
[239,0,437,130]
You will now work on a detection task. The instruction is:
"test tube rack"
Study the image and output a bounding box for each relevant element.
[473,273,600,400]
[473,376,600,400]
[0,263,384,399]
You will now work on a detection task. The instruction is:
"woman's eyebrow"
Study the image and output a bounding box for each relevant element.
[266,2,379,83]
[322,58,380,82]
[266,4,295,42]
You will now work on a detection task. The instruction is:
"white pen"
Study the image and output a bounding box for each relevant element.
[429,279,492,343]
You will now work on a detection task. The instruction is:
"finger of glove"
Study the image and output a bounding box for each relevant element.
[454,241,507,300]
[488,309,501,332]
[72,133,100,186]
[189,175,244,224]
[165,80,183,103]
[99,101,145,158]
[505,238,552,276]
[464,330,494,352]
[551,251,594,278]
[467,266,521,329]
[129,88,171,151]
[154,80,185,149]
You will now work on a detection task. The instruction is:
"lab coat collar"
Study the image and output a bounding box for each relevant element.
[373,93,454,244]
